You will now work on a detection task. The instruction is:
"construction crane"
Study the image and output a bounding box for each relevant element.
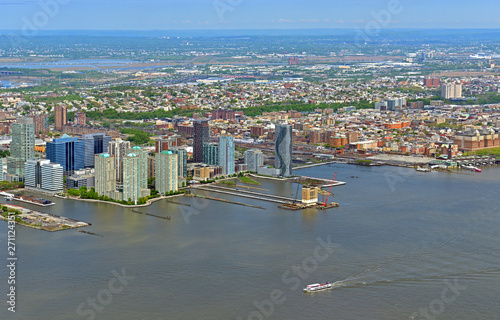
[322,172,337,207]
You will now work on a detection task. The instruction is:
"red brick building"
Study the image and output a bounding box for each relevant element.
[454,129,500,151]
[212,109,236,120]
[423,78,440,87]
[250,126,264,137]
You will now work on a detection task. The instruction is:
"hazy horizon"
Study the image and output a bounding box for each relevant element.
[1,0,500,31]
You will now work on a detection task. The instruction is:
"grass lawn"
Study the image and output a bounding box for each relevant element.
[238,176,261,185]
[466,147,500,157]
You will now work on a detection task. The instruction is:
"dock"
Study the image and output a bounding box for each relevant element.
[186,194,265,209]
[279,202,340,211]
[290,176,347,188]
[192,184,298,204]
[191,184,341,210]
[0,191,55,207]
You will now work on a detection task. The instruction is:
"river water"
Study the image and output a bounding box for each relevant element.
[1,164,499,320]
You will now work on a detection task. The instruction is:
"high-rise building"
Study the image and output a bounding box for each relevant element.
[40,162,64,193]
[387,98,406,110]
[170,147,188,178]
[155,135,182,153]
[54,105,67,131]
[82,133,112,168]
[46,134,85,173]
[148,155,155,180]
[7,117,35,179]
[95,153,116,198]
[155,151,178,195]
[24,159,49,189]
[25,159,64,193]
[123,153,140,203]
[275,123,293,177]
[123,152,150,203]
[31,114,48,135]
[203,143,219,166]
[193,120,210,163]
[129,146,148,189]
[219,135,235,175]
[107,138,131,183]
[75,112,87,126]
[441,83,463,99]
[244,149,264,172]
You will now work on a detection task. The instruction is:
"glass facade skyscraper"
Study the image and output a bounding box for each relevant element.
[203,143,219,166]
[275,124,293,177]
[46,134,85,173]
[194,120,210,163]
[7,117,35,179]
[82,133,112,168]
[219,135,235,175]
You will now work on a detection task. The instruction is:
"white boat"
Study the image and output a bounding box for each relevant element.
[303,282,332,293]
[463,165,481,172]
[416,167,430,172]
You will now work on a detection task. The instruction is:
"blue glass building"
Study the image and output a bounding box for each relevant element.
[219,135,235,175]
[82,133,112,168]
[46,134,85,173]
[203,143,219,166]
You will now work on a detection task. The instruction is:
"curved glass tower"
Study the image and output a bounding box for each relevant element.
[275,124,293,177]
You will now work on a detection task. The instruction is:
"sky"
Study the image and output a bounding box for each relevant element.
[0,0,500,31]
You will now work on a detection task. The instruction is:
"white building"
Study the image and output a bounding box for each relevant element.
[41,163,64,193]
[25,159,63,193]
[441,83,462,99]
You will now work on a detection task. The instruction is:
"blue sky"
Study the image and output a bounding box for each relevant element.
[0,0,500,30]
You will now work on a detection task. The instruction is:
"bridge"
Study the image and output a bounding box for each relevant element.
[0,71,22,76]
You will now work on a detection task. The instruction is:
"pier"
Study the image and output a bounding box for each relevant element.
[0,191,55,206]
[293,161,337,170]
[290,176,347,188]
[186,194,265,209]
[193,184,299,204]
[192,185,292,204]
[131,208,171,220]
